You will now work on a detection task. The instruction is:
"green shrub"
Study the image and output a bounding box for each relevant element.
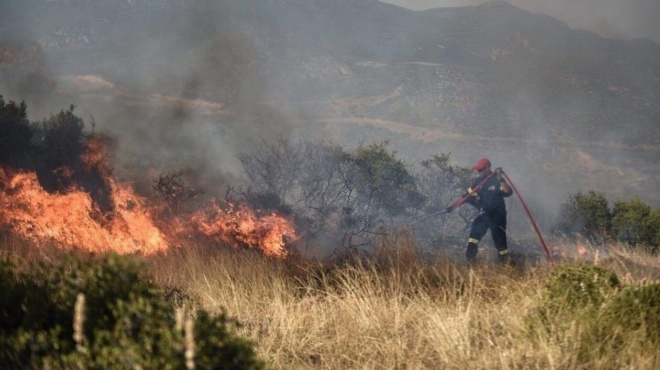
[554,191,611,240]
[0,254,264,369]
[526,264,620,337]
[541,264,620,312]
[611,198,660,253]
[554,192,660,253]
[594,284,660,349]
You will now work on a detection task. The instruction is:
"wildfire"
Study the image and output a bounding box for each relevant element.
[169,201,295,258]
[0,169,167,254]
[0,140,297,257]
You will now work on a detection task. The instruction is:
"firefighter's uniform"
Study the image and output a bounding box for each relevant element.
[465,159,513,263]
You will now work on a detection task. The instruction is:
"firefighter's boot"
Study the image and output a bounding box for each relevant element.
[497,249,510,264]
[466,239,479,264]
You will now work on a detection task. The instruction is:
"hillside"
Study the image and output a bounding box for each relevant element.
[1,0,659,206]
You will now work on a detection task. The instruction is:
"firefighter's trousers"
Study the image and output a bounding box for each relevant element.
[466,210,509,262]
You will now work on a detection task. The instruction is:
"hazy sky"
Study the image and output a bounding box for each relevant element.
[381,0,660,44]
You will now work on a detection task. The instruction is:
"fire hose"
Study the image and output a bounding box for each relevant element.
[500,169,554,266]
[414,169,555,265]
[413,171,496,222]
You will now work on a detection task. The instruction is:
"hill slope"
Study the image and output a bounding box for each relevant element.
[1,0,659,205]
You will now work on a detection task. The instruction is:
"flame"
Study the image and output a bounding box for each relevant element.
[0,139,297,258]
[81,135,111,174]
[0,169,167,254]
[176,201,296,258]
[576,242,587,256]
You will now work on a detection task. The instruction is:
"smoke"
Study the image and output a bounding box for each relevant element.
[1,0,658,226]
[381,0,660,44]
[1,1,313,198]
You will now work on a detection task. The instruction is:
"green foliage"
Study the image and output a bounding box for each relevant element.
[347,141,425,216]
[611,198,660,252]
[554,191,611,240]
[592,284,660,353]
[526,264,659,364]
[554,191,659,253]
[0,254,264,369]
[238,138,430,248]
[418,152,473,213]
[525,264,620,342]
[0,95,33,168]
[539,263,620,315]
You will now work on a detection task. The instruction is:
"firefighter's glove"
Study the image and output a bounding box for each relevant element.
[495,167,503,181]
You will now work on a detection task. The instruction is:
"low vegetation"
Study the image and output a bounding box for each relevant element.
[2,234,658,369]
[0,245,264,369]
[554,190,660,253]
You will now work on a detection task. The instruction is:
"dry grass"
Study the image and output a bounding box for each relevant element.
[143,236,659,370]
[3,232,658,369]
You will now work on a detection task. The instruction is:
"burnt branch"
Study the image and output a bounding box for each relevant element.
[151,171,203,213]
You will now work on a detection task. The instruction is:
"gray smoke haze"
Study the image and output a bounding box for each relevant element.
[1,0,658,228]
[382,0,660,44]
[0,1,312,197]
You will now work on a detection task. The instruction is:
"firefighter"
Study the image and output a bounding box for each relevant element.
[457,158,513,263]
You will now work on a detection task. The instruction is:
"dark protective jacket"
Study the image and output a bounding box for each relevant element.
[465,171,513,214]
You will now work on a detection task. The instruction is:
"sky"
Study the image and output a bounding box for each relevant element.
[381,0,660,44]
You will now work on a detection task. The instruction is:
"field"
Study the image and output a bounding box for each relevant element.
[3,232,657,369]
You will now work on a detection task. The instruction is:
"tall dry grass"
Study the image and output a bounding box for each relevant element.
[144,234,659,370]
[2,229,657,369]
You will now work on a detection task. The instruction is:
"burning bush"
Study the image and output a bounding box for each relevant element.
[238,137,471,251]
[0,98,297,258]
[0,254,265,369]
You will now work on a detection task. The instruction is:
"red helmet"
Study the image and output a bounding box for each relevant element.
[472,158,491,171]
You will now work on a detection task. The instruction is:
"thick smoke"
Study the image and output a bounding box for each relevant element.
[1,1,310,198]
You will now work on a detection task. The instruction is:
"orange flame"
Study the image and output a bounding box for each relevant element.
[178,201,296,258]
[81,135,111,175]
[0,169,167,254]
[0,139,298,257]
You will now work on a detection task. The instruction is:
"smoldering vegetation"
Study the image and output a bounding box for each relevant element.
[2,96,659,262]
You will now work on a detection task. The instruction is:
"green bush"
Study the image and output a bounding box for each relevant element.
[0,254,264,369]
[526,265,660,365]
[526,264,620,336]
[349,141,425,216]
[611,198,660,252]
[541,264,620,311]
[554,192,660,253]
[591,283,660,353]
[554,191,611,240]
